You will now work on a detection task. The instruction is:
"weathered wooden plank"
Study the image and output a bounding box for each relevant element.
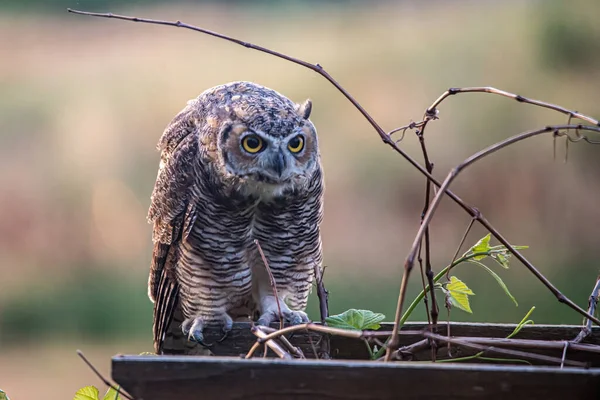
[112,355,600,400]
[185,322,600,365]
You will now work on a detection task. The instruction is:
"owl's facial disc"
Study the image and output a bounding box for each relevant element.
[219,123,316,188]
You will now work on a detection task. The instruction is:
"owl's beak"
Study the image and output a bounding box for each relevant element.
[270,151,287,178]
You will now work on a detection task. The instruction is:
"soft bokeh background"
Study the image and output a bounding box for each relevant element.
[2,0,600,397]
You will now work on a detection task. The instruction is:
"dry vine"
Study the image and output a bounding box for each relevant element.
[76,350,134,400]
[68,8,600,367]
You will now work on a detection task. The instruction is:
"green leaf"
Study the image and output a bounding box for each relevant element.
[103,387,123,400]
[469,234,491,260]
[446,276,474,313]
[325,309,385,330]
[74,386,100,400]
[468,260,518,306]
[0,389,10,400]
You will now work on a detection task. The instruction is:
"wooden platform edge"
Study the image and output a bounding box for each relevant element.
[112,355,600,400]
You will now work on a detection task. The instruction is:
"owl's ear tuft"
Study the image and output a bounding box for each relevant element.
[296,99,312,119]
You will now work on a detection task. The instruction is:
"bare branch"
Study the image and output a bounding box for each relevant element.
[426,87,599,126]
[422,332,588,367]
[248,326,293,360]
[313,264,331,358]
[254,239,283,330]
[258,326,306,358]
[573,276,600,343]
[447,336,600,354]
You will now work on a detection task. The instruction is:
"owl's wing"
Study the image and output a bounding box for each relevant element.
[147,107,200,353]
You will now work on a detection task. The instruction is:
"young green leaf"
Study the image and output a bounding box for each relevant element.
[325,309,385,330]
[492,252,510,269]
[74,386,100,400]
[103,387,123,400]
[468,260,518,306]
[445,276,475,313]
[468,234,491,260]
[489,245,529,269]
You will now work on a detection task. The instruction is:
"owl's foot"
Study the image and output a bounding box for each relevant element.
[181,313,233,347]
[256,297,309,327]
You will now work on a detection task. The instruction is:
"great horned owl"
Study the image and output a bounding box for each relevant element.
[147,81,324,354]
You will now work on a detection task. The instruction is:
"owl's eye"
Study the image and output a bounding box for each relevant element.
[287,135,305,153]
[242,135,264,154]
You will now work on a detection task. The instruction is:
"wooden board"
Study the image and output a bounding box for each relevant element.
[112,355,600,400]
[112,323,600,399]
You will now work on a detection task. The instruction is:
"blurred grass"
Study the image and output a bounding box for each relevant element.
[1,0,600,397]
[0,269,152,344]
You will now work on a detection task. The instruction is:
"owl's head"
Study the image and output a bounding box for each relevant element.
[211,82,320,196]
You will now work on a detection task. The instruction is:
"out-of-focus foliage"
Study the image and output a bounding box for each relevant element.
[537,0,600,71]
[0,269,152,344]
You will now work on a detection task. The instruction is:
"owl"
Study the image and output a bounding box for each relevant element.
[147,81,324,354]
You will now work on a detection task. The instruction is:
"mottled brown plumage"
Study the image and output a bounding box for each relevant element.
[147,81,324,354]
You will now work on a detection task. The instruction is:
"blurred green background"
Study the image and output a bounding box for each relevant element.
[1,0,600,398]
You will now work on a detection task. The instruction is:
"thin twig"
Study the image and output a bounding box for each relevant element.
[244,341,262,359]
[255,322,418,343]
[417,244,432,326]
[448,218,477,278]
[561,341,569,369]
[314,264,331,359]
[248,326,293,360]
[426,87,599,126]
[314,265,329,323]
[307,329,320,359]
[258,326,306,358]
[449,336,600,354]
[388,120,428,140]
[278,335,305,358]
[257,323,362,341]
[414,122,439,360]
[76,350,134,400]
[573,276,600,343]
[392,338,434,361]
[422,332,587,367]
[254,239,283,331]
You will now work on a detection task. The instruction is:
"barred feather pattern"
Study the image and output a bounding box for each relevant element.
[147,81,324,354]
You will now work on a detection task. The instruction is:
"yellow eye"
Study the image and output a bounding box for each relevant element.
[242,135,264,154]
[287,135,305,153]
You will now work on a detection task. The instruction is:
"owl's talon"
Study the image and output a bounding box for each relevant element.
[257,308,309,327]
[182,313,234,346]
[182,317,213,347]
[218,329,229,343]
[218,313,233,342]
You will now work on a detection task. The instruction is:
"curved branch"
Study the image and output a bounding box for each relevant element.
[427,87,599,127]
